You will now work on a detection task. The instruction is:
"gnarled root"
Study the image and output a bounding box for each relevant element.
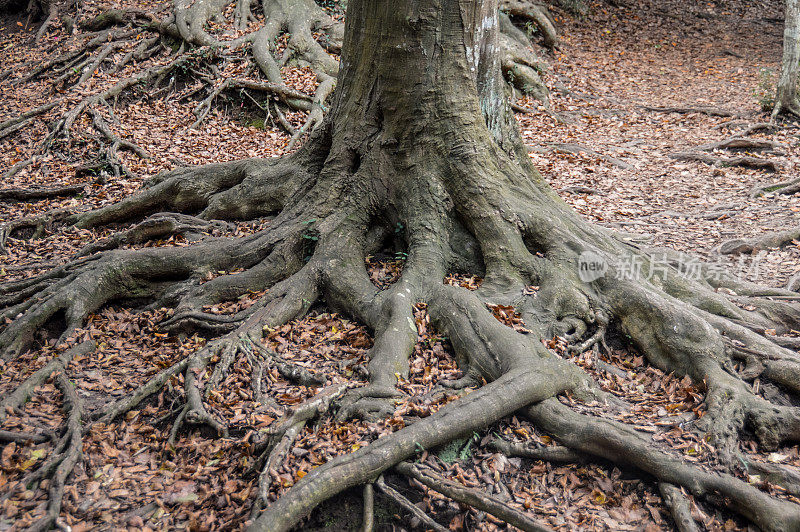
[0,341,94,531]
[501,0,558,49]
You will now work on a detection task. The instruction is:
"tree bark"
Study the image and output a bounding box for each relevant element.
[774,0,800,117]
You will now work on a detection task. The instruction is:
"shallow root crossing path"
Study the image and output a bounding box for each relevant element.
[4,0,800,531]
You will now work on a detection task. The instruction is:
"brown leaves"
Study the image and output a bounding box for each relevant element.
[485,303,532,333]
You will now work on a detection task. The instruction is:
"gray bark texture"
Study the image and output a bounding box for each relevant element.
[774,0,800,117]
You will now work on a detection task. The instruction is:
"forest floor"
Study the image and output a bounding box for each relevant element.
[1,0,799,530]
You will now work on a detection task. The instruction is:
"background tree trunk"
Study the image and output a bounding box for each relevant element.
[774,0,800,117]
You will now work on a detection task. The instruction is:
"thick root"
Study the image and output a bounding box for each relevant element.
[527,399,800,532]
[720,224,800,255]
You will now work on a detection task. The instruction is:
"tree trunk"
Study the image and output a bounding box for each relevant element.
[774,0,800,117]
[4,1,800,530]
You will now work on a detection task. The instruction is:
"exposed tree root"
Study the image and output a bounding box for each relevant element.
[499,11,550,104]
[0,208,73,254]
[3,0,551,189]
[361,483,374,532]
[527,399,800,531]
[0,340,94,422]
[27,371,84,532]
[696,137,787,154]
[0,102,58,139]
[644,104,742,117]
[396,461,553,532]
[720,225,800,255]
[773,97,800,120]
[733,122,783,136]
[500,0,558,49]
[251,382,349,515]
[670,151,785,172]
[0,183,87,202]
[374,475,450,532]
[0,341,94,532]
[658,483,701,532]
[5,111,800,532]
[488,437,582,462]
[191,77,313,129]
[753,175,800,197]
[4,2,800,530]
[669,131,790,174]
[0,429,51,444]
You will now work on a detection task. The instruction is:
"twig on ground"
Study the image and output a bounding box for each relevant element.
[374,475,449,532]
[670,152,785,172]
[395,461,553,532]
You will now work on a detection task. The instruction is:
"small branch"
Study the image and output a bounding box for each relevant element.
[395,461,553,532]
[644,105,740,117]
[375,475,449,532]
